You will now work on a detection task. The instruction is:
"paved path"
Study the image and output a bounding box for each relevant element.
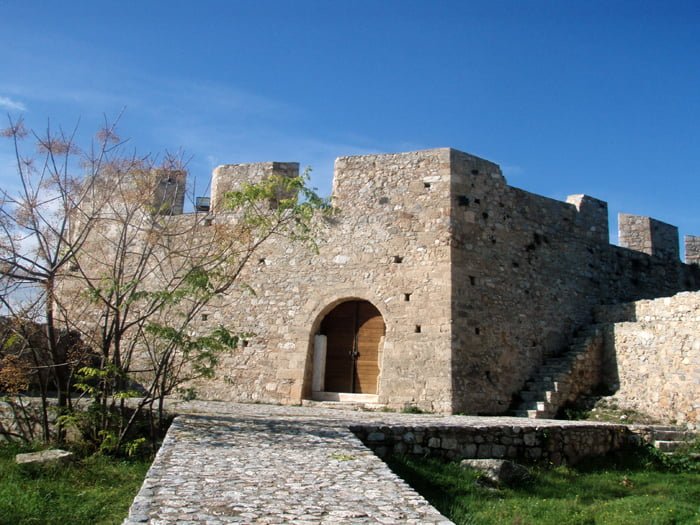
[124,401,618,524]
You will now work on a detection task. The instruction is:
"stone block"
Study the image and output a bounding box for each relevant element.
[16,449,74,467]
[460,459,531,487]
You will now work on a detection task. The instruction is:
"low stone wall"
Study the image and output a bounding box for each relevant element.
[595,291,700,427]
[350,423,630,466]
[0,397,55,442]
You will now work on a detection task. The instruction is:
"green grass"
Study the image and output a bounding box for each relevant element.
[387,450,700,525]
[0,443,150,525]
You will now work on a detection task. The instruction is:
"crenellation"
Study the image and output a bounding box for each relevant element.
[61,147,700,416]
[153,169,186,215]
[618,213,680,261]
[211,161,299,213]
[685,235,700,265]
[566,194,609,243]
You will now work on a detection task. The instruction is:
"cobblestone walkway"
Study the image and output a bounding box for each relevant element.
[124,401,618,524]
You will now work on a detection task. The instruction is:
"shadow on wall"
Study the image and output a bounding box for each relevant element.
[600,324,620,394]
[595,302,638,395]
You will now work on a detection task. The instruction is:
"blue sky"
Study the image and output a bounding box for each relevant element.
[1,0,698,253]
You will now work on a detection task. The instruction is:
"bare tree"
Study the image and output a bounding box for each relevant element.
[1,114,328,452]
[0,115,126,441]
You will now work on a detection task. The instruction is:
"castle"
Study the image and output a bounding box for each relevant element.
[77,148,700,421]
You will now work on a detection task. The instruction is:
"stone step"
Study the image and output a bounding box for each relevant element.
[654,440,686,452]
[301,399,387,412]
[511,325,602,419]
[544,390,561,404]
[511,408,555,419]
[518,400,556,413]
[653,430,695,441]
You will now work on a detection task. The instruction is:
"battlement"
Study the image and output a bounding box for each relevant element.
[211,162,299,213]
[153,169,186,215]
[686,235,700,265]
[618,214,680,261]
[566,195,609,243]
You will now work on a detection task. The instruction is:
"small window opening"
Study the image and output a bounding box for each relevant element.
[242,340,249,348]
[470,169,479,175]
[392,255,404,263]
[457,195,470,207]
[414,325,422,333]
[258,258,267,265]
[201,314,208,321]
[404,293,411,301]
[204,218,213,226]
[475,327,480,335]
[469,275,476,285]
[474,198,481,204]
[423,182,431,189]
[482,212,489,220]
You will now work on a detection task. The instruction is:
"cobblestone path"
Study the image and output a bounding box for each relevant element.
[124,401,619,524]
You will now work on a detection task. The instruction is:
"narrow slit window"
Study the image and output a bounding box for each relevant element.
[414,325,422,333]
[404,293,411,302]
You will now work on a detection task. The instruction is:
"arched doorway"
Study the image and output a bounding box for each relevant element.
[319,300,385,394]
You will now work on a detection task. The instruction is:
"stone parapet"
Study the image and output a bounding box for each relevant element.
[351,423,628,466]
[210,161,299,213]
[686,235,700,265]
[566,194,609,243]
[618,214,680,261]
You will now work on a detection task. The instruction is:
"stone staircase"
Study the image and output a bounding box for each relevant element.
[301,393,388,412]
[631,425,699,455]
[512,325,604,418]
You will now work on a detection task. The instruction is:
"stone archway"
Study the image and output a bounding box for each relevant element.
[317,300,385,395]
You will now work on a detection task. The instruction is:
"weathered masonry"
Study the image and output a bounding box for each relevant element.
[126,149,700,415]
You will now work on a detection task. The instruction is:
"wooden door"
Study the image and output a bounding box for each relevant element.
[321,302,355,392]
[320,301,384,394]
[354,301,383,394]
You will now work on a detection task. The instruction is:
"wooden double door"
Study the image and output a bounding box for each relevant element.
[320,300,385,394]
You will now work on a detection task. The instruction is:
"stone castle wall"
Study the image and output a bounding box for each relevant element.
[618,214,680,261]
[60,147,700,414]
[447,149,697,414]
[595,291,700,426]
[686,235,700,266]
[189,150,456,411]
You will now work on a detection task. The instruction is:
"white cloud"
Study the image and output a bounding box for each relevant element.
[0,95,26,112]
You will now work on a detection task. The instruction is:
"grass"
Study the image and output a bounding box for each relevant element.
[0,443,150,525]
[387,448,700,525]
